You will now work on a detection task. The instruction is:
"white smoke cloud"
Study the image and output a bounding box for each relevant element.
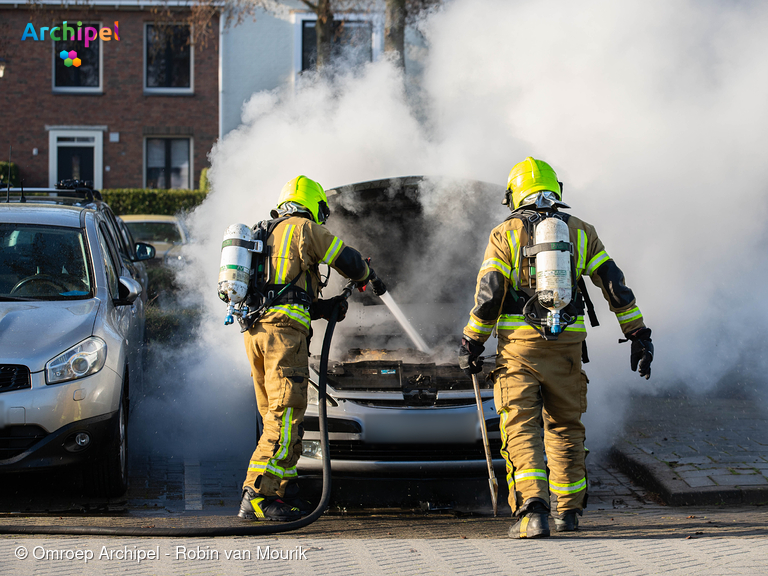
[139,0,768,456]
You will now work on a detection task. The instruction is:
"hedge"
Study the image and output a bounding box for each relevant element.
[100,189,208,216]
[145,305,202,344]
[0,162,20,187]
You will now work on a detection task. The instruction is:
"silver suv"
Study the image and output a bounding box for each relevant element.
[0,189,154,496]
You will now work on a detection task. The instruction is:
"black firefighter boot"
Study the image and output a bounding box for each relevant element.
[238,486,302,522]
[282,481,314,515]
[508,497,551,539]
[553,509,582,532]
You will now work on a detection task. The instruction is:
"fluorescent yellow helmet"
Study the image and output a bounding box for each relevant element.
[504,157,562,209]
[275,175,330,224]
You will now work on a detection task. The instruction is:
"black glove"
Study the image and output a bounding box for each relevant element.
[310,296,349,322]
[356,265,387,296]
[458,337,485,377]
[620,327,653,379]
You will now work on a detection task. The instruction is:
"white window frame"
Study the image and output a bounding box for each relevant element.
[48,127,105,189]
[51,21,104,94]
[144,22,195,95]
[142,136,194,189]
[291,12,383,84]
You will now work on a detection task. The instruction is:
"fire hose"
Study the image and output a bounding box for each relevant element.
[0,282,357,537]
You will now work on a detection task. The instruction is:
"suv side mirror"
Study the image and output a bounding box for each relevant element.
[135,242,156,261]
[114,276,142,306]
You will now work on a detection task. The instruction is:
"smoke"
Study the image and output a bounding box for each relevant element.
[136,0,768,457]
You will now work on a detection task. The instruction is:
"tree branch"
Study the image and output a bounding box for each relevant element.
[299,0,319,12]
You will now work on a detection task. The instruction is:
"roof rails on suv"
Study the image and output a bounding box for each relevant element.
[55,179,104,202]
[3,179,104,205]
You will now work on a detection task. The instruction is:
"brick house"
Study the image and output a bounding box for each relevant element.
[0,0,219,190]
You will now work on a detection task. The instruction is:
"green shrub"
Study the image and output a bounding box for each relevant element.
[0,162,20,187]
[101,189,208,216]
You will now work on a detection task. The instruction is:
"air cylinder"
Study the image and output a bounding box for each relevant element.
[534,217,572,333]
[218,223,254,305]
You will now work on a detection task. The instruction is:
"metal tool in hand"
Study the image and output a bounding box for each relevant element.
[472,372,498,516]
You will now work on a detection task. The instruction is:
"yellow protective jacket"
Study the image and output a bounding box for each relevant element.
[257,215,370,334]
[463,211,645,344]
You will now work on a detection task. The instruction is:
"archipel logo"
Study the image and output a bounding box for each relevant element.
[21,21,120,48]
[60,50,81,68]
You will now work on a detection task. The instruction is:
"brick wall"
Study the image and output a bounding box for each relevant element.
[0,7,219,189]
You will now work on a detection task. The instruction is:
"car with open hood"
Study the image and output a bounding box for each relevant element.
[298,176,507,493]
[0,186,155,496]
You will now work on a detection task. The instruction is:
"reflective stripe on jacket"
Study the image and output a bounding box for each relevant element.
[259,216,368,333]
[463,212,645,343]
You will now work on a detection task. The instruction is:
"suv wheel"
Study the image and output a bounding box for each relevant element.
[85,389,128,498]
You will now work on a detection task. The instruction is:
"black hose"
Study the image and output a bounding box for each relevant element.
[0,288,353,537]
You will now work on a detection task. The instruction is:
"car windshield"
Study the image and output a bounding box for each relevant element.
[125,222,182,243]
[0,224,92,300]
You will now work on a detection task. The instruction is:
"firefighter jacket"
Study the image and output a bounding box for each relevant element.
[463,211,645,344]
[258,215,370,334]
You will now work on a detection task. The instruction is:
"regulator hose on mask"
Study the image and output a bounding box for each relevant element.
[0,283,356,537]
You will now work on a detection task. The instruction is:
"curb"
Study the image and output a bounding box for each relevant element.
[609,440,768,507]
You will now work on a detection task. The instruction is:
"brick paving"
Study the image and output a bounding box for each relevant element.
[611,394,768,505]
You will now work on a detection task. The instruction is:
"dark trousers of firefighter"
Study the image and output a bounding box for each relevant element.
[493,338,588,517]
[242,323,309,498]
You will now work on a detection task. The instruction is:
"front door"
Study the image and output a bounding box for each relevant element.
[57,146,95,182]
[48,129,104,189]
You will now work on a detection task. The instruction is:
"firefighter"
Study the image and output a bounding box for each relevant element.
[458,158,653,538]
[238,175,386,522]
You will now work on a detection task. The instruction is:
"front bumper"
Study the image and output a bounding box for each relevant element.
[298,397,504,476]
[0,410,118,472]
[298,455,507,476]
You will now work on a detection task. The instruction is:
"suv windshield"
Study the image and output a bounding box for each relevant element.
[0,224,92,300]
[125,222,181,243]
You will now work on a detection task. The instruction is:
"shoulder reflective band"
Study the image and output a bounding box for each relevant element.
[480,258,512,279]
[523,241,572,257]
[222,238,262,252]
[586,250,610,276]
[322,236,343,264]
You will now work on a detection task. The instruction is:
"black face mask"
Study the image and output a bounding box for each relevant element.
[317,200,330,223]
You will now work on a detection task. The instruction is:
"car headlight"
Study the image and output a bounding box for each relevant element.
[307,382,337,406]
[46,337,107,385]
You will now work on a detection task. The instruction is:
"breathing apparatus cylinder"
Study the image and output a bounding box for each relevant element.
[218,223,259,325]
[534,217,572,334]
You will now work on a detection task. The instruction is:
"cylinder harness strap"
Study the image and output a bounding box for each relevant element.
[504,209,600,343]
[237,216,312,332]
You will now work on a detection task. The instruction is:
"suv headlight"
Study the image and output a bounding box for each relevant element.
[46,337,107,385]
[307,382,337,407]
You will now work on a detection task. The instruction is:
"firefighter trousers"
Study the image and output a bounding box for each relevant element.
[242,322,309,498]
[492,337,588,517]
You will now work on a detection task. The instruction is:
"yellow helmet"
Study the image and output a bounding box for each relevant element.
[275,175,330,224]
[504,157,562,209]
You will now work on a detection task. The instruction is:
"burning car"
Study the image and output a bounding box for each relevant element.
[299,176,506,483]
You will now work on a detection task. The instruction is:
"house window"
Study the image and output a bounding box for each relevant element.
[53,22,101,92]
[145,24,193,93]
[145,138,191,189]
[301,19,373,71]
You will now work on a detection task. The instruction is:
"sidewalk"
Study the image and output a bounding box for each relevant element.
[611,394,768,506]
